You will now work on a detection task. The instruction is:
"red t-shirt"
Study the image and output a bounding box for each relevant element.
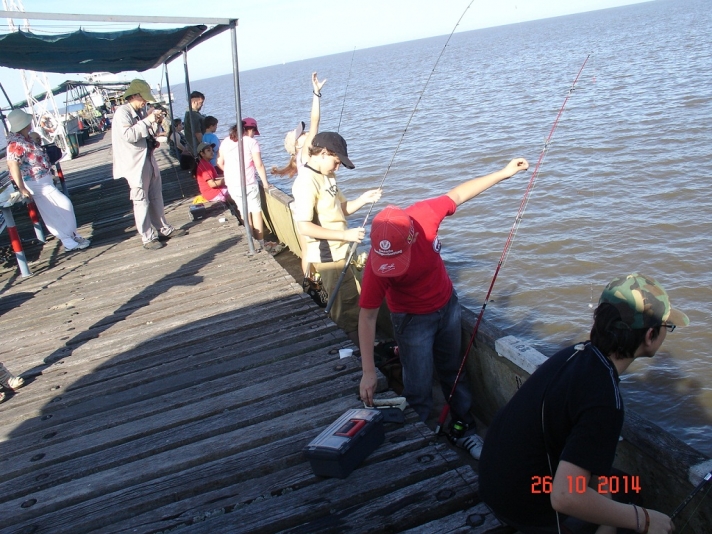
[196,158,220,201]
[360,195,455,314]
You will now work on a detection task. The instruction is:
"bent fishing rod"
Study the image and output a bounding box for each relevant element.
[435,54,591,435]
[337,47,356,133]
[670,469,712,530]
[325,0,476,314]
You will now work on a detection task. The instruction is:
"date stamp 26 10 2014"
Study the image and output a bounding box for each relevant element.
[531,475,641,494]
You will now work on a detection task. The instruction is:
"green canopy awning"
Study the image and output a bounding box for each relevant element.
[0,25,209,74]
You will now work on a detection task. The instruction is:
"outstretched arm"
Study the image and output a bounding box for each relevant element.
[446,158,529,207]
[300,72,326,162]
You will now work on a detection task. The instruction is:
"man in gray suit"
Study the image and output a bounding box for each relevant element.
[112,79,186,250]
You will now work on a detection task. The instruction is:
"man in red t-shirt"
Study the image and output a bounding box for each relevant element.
[358,158,528,456]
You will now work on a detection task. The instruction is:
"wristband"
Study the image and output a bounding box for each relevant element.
[641,507,650,534]
[632,504,640,533]
[313,90,322,97]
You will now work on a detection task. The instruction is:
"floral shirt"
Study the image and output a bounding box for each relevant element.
[6,132,52,182]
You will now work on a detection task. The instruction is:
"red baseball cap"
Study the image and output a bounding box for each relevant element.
[370,206,415,277]
[242,117,260,135]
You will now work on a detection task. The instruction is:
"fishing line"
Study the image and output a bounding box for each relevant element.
[435,54,592,435]
[337,47,356,133]
[325,0,475,314]
[670,469,712,532]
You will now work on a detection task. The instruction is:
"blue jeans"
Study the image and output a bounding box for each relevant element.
[391,290,474,424]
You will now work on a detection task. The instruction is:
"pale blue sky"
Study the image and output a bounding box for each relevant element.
[0,0,650,106]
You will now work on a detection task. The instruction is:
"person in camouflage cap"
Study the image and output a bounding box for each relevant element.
[479,273,686,534]
[599,272,689,331]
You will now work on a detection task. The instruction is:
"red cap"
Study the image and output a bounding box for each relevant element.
[370,206,415,277]
[242,117,260,135]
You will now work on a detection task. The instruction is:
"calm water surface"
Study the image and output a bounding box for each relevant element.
[15,0,710,453]
[173,0,712,456]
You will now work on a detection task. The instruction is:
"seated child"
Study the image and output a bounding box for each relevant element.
[194,141,242,225]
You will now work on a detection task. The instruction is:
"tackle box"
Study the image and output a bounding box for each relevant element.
[189,203,208,221]
[304,408,385,478]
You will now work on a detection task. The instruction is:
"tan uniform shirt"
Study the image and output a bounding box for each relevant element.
[291,165,348,264]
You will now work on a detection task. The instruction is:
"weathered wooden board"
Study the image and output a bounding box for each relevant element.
[0,133,504,534]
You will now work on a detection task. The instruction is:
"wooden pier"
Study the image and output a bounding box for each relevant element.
[0,134,503,533]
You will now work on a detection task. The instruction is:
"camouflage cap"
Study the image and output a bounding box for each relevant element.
[599,273,689,329]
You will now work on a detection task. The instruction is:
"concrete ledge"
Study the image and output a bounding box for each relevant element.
[494,335,548,375]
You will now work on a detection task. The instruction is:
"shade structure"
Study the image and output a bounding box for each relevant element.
[0,25,213,74]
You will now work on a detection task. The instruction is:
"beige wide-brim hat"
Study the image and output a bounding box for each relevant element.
[8,109,33,133]
[122,79,155,102]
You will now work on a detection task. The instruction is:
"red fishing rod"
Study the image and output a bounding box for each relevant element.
[435,54,591,436]
[325,0,476,314]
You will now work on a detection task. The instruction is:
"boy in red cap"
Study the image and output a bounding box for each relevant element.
[358,158,528,457]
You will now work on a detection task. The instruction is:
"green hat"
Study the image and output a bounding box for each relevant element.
[122,79,155,102]
[599,273,689,329]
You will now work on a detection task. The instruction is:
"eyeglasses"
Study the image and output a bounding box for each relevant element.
[662,324,676,332]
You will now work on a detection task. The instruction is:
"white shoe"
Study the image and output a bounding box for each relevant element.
[0,364,24,390]
[456,434,484,460]
[73,236,91,249]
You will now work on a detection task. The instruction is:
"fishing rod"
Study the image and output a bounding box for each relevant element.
[325,0,475,314]
[337,47,356,133]
[434,54,591,435]
[670,469,712,526]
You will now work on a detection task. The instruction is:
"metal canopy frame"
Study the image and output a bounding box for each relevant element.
[1,9,257,254]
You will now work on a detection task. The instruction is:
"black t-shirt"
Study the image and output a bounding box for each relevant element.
[479,342,624,528]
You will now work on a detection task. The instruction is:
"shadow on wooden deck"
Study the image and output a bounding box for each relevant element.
[0,134,504,533]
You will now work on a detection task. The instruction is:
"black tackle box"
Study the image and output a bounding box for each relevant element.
[304,408,385,478]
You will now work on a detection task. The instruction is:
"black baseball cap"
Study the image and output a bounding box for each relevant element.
[312,132,355,169]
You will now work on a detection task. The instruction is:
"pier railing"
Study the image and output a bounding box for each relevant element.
[263,185,712,530]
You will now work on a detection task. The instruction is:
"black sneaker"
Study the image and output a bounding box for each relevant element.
[158,228,187,241]
[143,240,165,250]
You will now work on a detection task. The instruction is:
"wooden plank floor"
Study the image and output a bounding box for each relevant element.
[0,134,504,533]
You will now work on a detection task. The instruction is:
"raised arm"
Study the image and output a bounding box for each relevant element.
[299,72,326,162]
[446,158,529,207]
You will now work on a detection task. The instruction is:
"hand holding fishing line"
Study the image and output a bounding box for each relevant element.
[343,227,366,243]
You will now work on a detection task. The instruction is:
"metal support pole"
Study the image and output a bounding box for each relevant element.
[230,20,255,255]
[1,206,32,277]
[182,49,198,157]
[55,161,69,196]
[164,64,176,128]
[0,81,13,135]
[26,201,45,242]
